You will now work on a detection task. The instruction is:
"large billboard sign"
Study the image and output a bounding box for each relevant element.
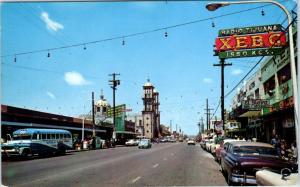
[215,24,286,59]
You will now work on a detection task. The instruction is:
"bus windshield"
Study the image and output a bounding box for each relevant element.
[13,134,31,140]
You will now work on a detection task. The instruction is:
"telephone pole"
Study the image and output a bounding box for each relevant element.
[109,73,120,143]
[204,98,214,132]
[92,92,95,137]
[214,58,232,131]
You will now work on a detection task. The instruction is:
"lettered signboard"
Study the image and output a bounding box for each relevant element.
[215,24,286,58]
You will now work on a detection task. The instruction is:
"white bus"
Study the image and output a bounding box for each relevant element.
[2,128,73,158]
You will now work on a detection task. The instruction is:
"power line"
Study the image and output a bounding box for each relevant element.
[2,2,279,58]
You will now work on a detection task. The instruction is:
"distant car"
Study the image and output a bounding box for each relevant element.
[220,141,297,185]
[200,139,209,149]
[187,139,196,145]
[138,139,152,149]
[125,139,138,146]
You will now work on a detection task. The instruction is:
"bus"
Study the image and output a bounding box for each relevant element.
[1,128,73,158]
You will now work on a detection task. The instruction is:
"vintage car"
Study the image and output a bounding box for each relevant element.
[200,139,209,149]
[215,139,245,163]
[256,168,298,186]
[210,136,224,156]
[205,138,214,152]
[125,139,138,146]
[138,139,152,149]
[220,141,297,185]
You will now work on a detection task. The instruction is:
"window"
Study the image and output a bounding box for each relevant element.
[147,130,149,133]
[50,134,55,139]
[42,134,47,139]
[263,76,275,95]
[96,107,100,112]
[277,64,291,85]
[32,133,37,140]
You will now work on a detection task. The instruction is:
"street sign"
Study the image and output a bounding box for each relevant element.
[106,104,126,118]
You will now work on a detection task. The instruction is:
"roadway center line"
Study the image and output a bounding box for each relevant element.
[152,163,159,168]
[131,176,141,183]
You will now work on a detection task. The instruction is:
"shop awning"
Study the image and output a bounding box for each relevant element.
[115,131,138,135]
[239,110,261,117]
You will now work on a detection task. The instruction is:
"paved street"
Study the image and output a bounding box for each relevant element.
[2,143,227,187]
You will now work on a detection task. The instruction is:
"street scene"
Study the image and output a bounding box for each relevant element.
[1,0,299,186]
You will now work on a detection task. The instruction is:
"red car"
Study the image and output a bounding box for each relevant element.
[220,141,297,185]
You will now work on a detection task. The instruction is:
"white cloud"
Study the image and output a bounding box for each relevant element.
[64,71,91,86]
[46,91,56,99]
[203,78,213,83]
[231,69,244,76]
[40,11,64,32]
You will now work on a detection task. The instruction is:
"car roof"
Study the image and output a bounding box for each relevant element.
[229,141,274,148]
[223,139,245,143]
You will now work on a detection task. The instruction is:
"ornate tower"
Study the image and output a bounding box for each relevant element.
[142,79,154,139]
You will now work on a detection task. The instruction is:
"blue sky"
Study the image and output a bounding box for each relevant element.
[1,0,297,135]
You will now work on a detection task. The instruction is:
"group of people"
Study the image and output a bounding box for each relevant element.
[271,135,297,162]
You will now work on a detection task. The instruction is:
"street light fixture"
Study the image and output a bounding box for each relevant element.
[206,0,298,162]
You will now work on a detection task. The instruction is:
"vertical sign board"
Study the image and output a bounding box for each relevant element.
[107,104,126,131]
[214,24,286,59]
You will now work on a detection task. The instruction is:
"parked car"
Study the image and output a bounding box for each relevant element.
[200,139,209,149]
[220,141,297,185]
[205,139,214,152]
[215,138,245,163]
[187,139,196,145]
[125,139,138,146]
[210,137,224,156]
[256,168,298,186]
[138,139,152,149]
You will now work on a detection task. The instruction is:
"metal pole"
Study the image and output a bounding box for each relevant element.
[206,98,209,131]
[92,92,95,137]
[82,117,85,141]
[220,58,225,131]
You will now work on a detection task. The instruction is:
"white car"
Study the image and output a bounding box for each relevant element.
[187,139,196,145]
[125,139,138,146]
[205,139,214,152]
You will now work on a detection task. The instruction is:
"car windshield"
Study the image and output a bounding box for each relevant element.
[233,146,278,156]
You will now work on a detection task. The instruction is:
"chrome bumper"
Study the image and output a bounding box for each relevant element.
[231,174,257,185]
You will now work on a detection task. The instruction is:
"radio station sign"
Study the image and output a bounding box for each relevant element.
[214,24,286,59]
[218,24,282,37]
[242,99,270,111]
[215,32,286,51]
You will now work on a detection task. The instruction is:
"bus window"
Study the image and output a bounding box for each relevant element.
[66,134,71,139]
[50,134,55,139]
[41,134,46,139]
[32,133,37,140]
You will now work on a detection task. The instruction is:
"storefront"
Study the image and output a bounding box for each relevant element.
[262,96,295,144]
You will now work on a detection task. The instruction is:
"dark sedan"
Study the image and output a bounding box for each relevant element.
[220,141,297,185]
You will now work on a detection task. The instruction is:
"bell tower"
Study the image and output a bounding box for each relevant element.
[142,79,154,139]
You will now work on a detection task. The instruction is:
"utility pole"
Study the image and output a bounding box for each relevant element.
[92,92,95,137]
[214,58,232,131]
[109,73,120,143]
[200,117,204,133]
[204,98,214,133]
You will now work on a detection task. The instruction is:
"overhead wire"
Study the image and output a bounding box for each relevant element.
[1,2,284,58]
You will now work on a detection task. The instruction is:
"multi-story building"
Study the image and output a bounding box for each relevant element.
[126,114,143,136]
[228,26,297,144]
[142,79,160,139]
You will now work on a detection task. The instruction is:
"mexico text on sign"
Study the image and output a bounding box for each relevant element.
[218,24,282,37]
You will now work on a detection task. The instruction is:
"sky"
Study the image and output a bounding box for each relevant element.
[1,0,297,135]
